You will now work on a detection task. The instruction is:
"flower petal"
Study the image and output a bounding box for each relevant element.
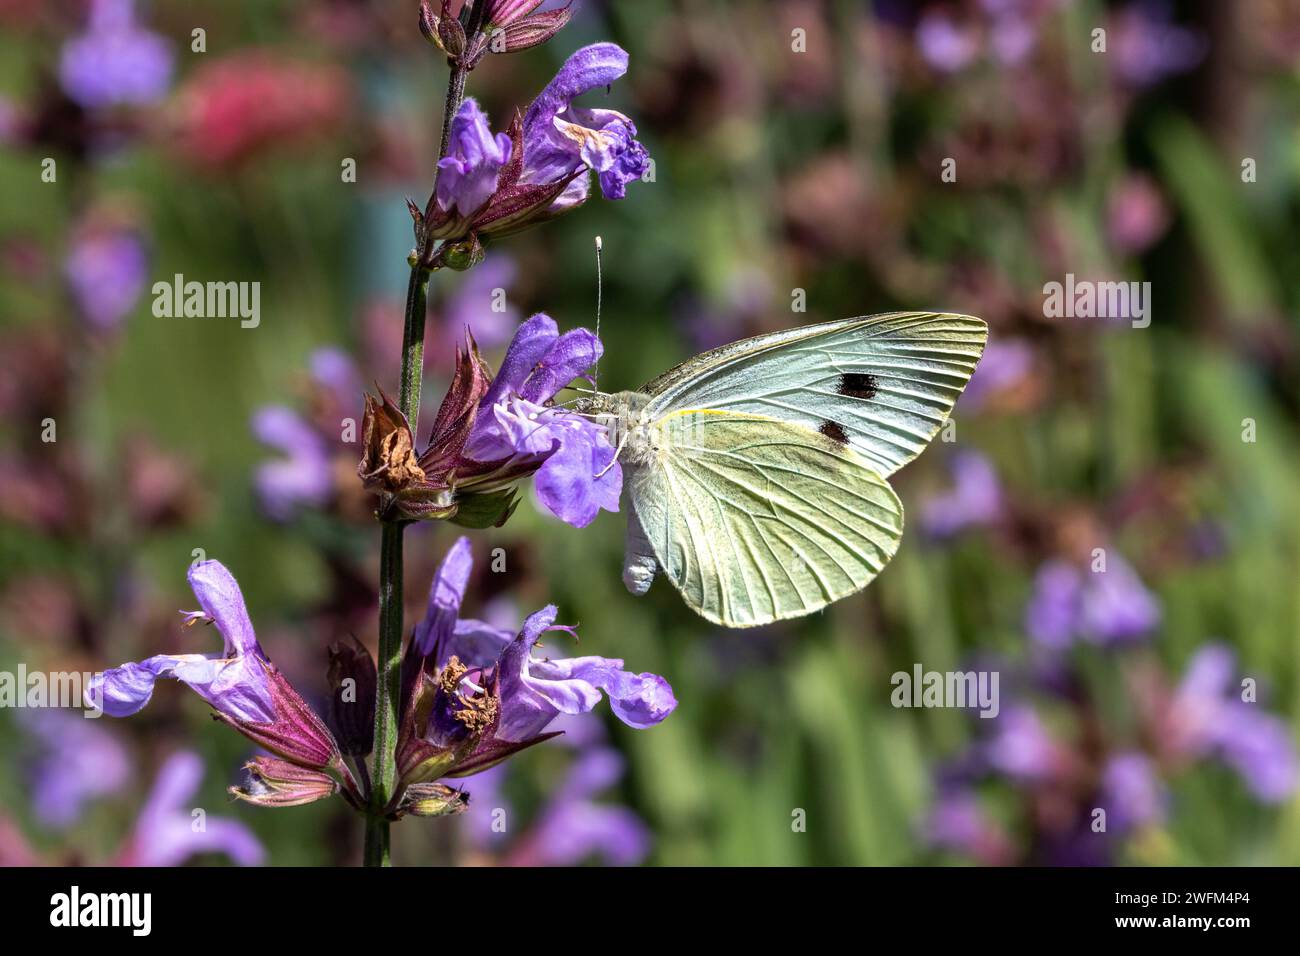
[524,43,629,141]
[519,328,602,403]
[478,312,559,412]
[494,606,676,741]
[532,415,621,528]
[435,98,512,216]
[188,560,264,660]
[413,536,474,658]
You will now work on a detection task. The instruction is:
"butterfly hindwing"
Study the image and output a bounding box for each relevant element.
[624,409,904,628]
[643,312,987,478]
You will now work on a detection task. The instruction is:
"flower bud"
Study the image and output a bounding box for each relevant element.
[438,13,467,57]
[438,233,486,271]
[491,9,572,54]
[394,782,468,818]
[358,389,426,495]
[231,756,341,808]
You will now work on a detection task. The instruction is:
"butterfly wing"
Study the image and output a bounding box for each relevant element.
[643,312,986,479]
[624,409,903,628]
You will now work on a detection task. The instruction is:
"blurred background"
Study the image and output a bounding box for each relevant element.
[1,0,1299,866]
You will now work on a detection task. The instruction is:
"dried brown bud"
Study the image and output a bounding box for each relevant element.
[358,389,426,494]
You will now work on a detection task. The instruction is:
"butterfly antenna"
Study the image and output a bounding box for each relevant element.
[593,235,603,393]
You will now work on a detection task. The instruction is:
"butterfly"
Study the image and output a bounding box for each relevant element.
[576,312,988,628]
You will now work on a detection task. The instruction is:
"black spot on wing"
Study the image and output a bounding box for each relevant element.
[819,421,849,444]
[838,372,878,400]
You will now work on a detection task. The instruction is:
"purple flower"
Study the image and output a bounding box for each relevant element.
[117,751,264,867]
[1111,1,1206,88]
[958,338,1033,410]
[309,346,361,408]
[924,787,990,853]
[416,43,647,250]
[464,313,621,528]
[984,706,1057,781]
[1024,560,1083,651]
[20,710,131,829]
[440,255,521,351]
[1024,553,1160,650]
[419,536,676,743]
[921,782,1012,865]
[251,406,333,520]
[436,98,514,217]
[515,746,650,865]
[59,0,174,110]
[920,451,1003,538]
[88,560,275,722]
[1100,752,1167,833]
[1171,644,1298,802]
[915,12,979,73]
[522,43,650,202]
[1078,555,1161,644]
[64,222,149,331]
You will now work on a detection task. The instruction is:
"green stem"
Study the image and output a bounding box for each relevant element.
[365,519,405,867]
[365,12,478,868]
[399,265,432,427]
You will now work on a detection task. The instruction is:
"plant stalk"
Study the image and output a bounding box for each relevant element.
[364,37,474,869]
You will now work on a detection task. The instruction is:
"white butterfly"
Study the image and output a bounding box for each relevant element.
[578,312,987,628]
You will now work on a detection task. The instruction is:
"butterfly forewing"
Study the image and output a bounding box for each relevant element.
[625,409,904,628]
[643,312,987,479]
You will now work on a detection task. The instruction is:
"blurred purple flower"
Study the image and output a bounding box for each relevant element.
[309,346,361,408]
[1172,644,1298,802]
[436,98,514,217]
[441,255,521,351]
[984,706,1056,781]
[21,710,131,829]
[88,560,275,722]
[453,715,651,865]
[458,763,511,847]
[465,313,621,528]
[1025,554,1160,649]
[117,751,264,867]
[64,223,149,331]
[958,338,1033,410]
[1024,560,1081,650]
[1100,752,1166,832]
[251,406,333,520]
[924,787,991,854]
[513,746,650,866]
[1106,173,1170,255]
[1078,555,1161,644]
[419,536,677,742]
[915,12,979,73]
[1111,1,1206,88]
[59,0,174,109]
[988,13,1036,66]
[921,451,1003,538]
[522,43,650,203]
